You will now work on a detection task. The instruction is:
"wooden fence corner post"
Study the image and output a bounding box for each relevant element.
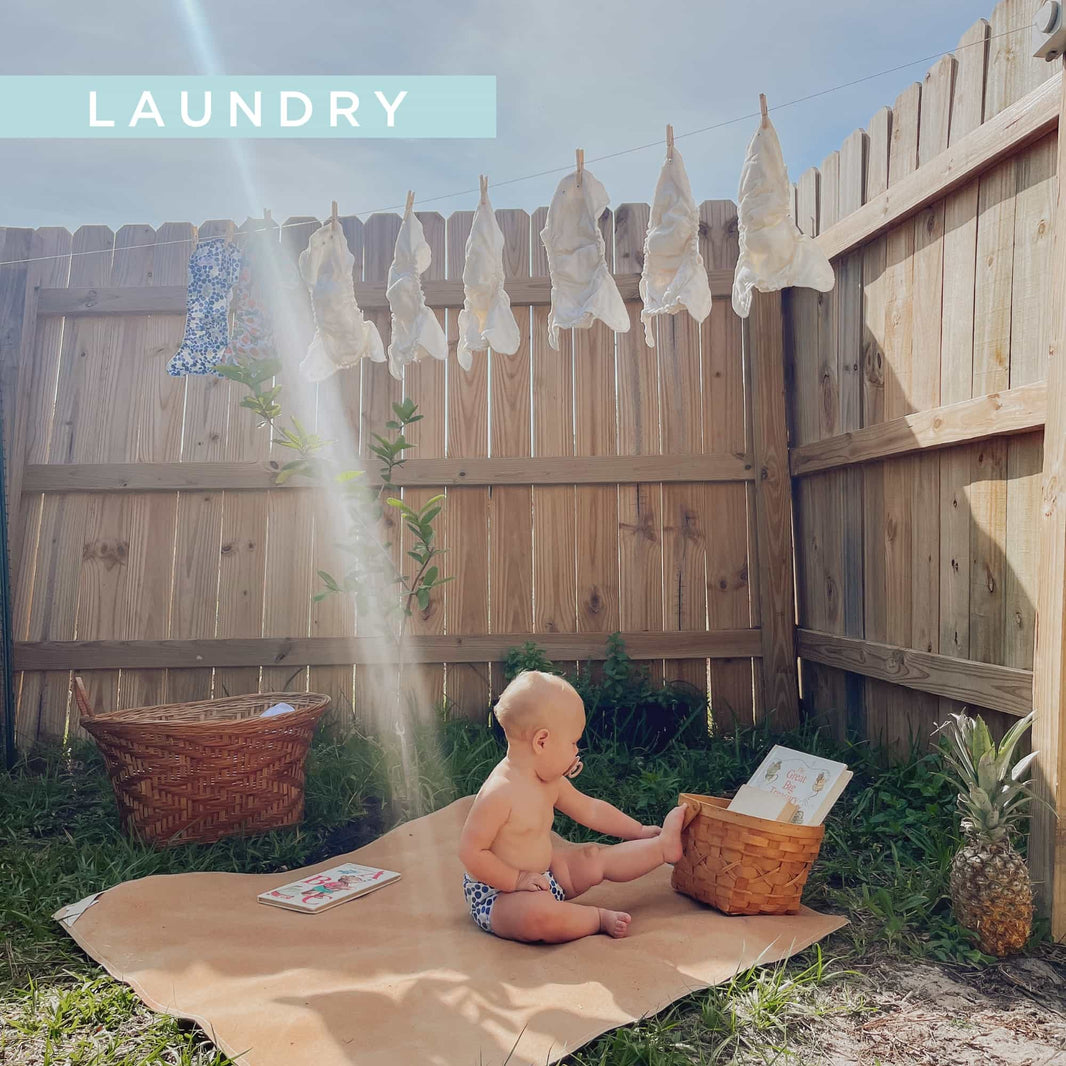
[747,289,800,729]
[1031,58,1066,943]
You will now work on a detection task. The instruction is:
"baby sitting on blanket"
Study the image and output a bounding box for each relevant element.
[459,670,687,943]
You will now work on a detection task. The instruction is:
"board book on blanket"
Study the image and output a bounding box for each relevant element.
[257,862,401,913]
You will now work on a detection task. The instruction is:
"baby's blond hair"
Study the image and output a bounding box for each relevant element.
[493,670,580,741]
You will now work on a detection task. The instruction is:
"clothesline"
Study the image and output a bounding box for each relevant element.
[0,20,1029,271]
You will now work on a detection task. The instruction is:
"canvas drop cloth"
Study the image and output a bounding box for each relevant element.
[55,797,846,1066]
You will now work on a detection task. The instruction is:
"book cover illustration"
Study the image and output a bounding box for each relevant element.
[749,745,850,825]
[258,862,401,912]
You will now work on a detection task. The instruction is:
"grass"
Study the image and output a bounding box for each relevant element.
[0,711,1051,1064]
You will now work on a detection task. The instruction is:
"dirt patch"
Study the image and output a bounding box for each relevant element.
[807,951,1066,1066]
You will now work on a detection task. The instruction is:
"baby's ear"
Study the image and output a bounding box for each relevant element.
[532,727,550,751]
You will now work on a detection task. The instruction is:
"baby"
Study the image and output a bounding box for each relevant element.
[458,670,687,943]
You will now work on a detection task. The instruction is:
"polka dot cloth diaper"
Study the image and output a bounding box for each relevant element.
[462,870,566,935]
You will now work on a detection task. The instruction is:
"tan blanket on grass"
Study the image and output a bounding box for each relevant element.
[55,797,847,1066]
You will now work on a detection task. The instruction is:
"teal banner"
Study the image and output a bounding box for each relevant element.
[0,76,496,138]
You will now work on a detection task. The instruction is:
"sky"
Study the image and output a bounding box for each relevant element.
[0,0,1029,232]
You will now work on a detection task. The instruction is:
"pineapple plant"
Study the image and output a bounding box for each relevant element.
[937,710,1038,957]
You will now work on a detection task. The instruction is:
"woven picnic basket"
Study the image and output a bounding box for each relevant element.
[671,792,825,915]
[73,677,329,847]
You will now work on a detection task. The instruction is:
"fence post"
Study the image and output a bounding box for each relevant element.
[0,227,34,766]
[1031,59,1066,942]
[747,289,800,729]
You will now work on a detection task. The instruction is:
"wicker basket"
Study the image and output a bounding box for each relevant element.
[74,677,330,847]
[671,792,825,915]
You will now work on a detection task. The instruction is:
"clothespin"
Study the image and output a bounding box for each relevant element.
[263,208,272,229]
[331,200,339,231]
[479,174,489,204]
[666,124,674,162]
[759,94,769,129]
[575,148,584,188]
[404,190,415,219]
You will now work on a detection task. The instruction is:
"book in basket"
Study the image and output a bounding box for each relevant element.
[744,745,852,826]
[258,862,401,913]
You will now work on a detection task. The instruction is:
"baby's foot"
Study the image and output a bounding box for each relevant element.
[598,908,632,938]
[660,803,687,864]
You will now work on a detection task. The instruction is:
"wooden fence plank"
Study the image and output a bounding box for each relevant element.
[14,628,762,670]
[882,83,921,752]
[748,290,799,728]
[120,222,190,711]
[939,20,989,723]
[166,220,232,705]
[701,200,753,729]
[1006,135,1056,673]
[837,128,868,737]
[531,206,578,680]
[259,216,321,697]
[400,211,447,717]
[790,381,1046,474]
[1031,54,1066,943]
[863,105,893,745]
[797,629,1032,716]
[615,202,664,689]
[11,228,71,748]
[487,209,534,702]
[443,208,491,717]
[35,271,737,317]
[22,452,755,492]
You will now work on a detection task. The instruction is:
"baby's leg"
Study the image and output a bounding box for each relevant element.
[490,891,631,942]
[554,804,688,898]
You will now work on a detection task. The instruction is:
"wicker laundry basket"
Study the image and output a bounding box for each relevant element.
[74,677,329,847]
[671,792,825,915]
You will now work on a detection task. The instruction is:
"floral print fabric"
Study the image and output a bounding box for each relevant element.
[167,237,242,377]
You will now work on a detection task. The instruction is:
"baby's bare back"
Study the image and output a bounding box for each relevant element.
[483,768,559,875]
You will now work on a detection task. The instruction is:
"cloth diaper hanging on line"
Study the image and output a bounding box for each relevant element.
[456,177,521,371]
[167,237,242,377]
[298,222,385,382]
[639,145,712,347]
[220,226,300,366]
[540,167,629,351]
[386,205,448,381]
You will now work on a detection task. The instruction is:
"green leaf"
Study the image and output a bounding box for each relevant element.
[336,469,363,483]
[424,566,438,585]
[317,570,340,591]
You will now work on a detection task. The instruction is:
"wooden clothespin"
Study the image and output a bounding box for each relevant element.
[404,190,415,219]
[263,208,272,229]
[759,94,769,129]
[576,148,584,188]
[666,124,674,162]
[479,174,489,204]
[331,200,339,230]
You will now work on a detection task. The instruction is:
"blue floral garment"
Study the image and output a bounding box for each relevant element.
[167,237,242,377]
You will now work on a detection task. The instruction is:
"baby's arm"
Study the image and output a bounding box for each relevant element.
[459,788,549,892]
[554,777,656,840]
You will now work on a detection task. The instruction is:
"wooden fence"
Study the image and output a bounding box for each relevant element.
[785,0,1065,935]
[0,200,797,748]
[3,0,1064,938]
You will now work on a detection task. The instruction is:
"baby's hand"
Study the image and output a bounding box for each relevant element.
[515,871,553,892]
[637,825,662,839]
